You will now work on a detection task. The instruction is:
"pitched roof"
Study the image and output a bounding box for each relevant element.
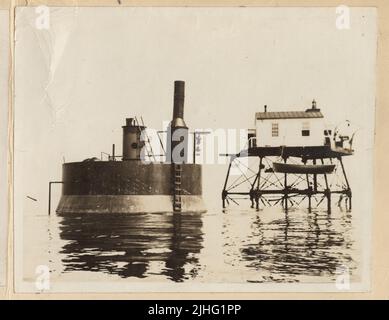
[256,110,324,120]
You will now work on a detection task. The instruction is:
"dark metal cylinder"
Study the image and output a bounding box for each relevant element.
[122,118,145,161]
[59,162,202,195]
[173,80,185,120]
[167,81,189,163]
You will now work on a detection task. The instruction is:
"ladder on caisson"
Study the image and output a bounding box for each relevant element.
[173,164,182,212]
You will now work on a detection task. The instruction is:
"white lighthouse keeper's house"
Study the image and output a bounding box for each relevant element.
[252,100,328,147]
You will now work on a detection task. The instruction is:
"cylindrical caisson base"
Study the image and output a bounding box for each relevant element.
[56,161,206,214]
[57,195,206,214]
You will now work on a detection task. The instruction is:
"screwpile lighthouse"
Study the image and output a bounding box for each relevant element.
[222,100,354,212]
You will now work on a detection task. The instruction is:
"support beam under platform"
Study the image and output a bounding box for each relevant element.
[221,146,353,213]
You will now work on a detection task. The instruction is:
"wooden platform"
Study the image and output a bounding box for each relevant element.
[230,145,353,160]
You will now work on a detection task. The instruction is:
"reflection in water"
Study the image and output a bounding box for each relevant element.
[53,208,357,283]
[58,213,204,282]
[233,208,355,283]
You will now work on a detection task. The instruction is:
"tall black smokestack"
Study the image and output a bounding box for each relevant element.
[167,80,189,163]
[171,80,187,128]
[173,80,185,120]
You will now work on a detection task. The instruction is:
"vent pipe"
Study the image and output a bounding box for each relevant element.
[167,81,189,163]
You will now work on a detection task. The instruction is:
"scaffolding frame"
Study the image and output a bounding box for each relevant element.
[222,146,353,212]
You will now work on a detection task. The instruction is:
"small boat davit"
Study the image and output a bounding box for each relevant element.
[272,162,336,174]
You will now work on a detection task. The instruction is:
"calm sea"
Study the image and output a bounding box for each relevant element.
[24,206,360,285]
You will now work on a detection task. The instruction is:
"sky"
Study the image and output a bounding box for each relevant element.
[13,7,377,215]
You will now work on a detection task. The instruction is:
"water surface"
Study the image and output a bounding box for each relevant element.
[25,206,359,284]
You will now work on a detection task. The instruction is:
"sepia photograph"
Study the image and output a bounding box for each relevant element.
[13,6,377,293]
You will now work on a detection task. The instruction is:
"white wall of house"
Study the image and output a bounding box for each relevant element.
[255,117,326,147]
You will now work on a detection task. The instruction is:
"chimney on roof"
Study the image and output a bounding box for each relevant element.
[264,105,267,113]
[306,99,320,112]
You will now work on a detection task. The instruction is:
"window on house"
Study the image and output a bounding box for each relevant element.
[271,123,279,137]
[302,122,310,136]
[324,130,332,136]
[302,130,310,136]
